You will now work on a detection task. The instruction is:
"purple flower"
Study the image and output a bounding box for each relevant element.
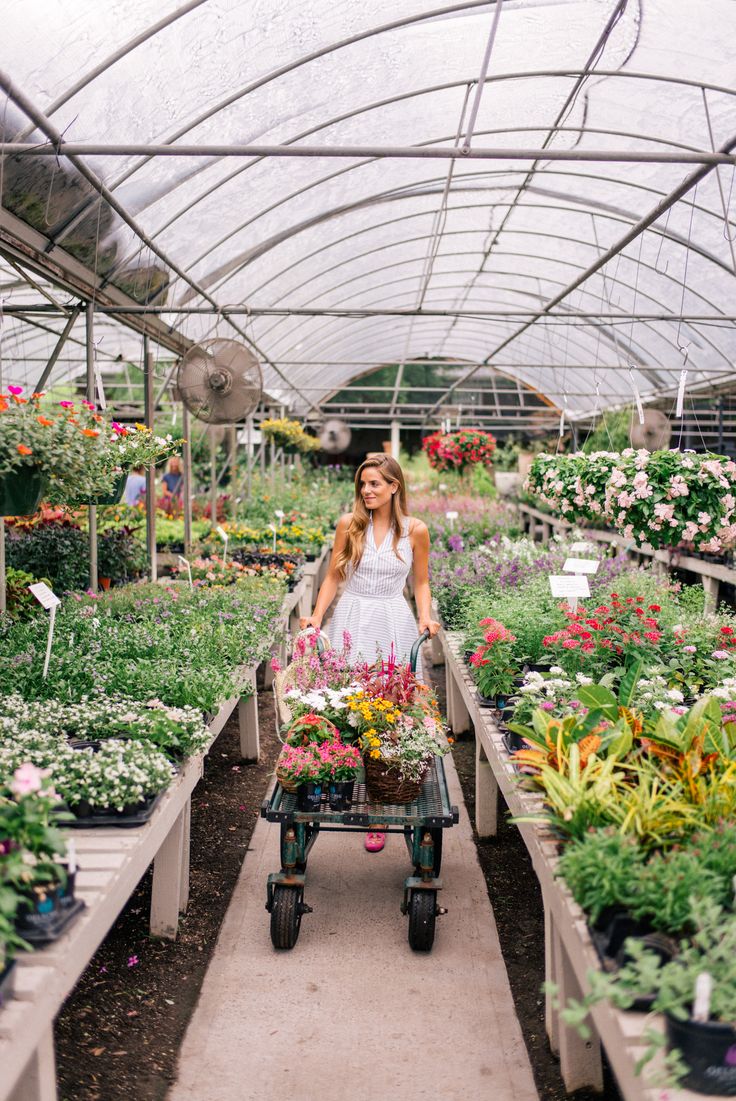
[712,650,730,660]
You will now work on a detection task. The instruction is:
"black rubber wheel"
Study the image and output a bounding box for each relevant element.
[280,822,312,872]
[270,885,303,950]
[414,828,443,876]
[408,889,437,952]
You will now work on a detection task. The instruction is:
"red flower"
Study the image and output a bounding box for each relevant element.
[648,604,661,612]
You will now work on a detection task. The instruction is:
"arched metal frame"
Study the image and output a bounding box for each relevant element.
[1,3,736,422]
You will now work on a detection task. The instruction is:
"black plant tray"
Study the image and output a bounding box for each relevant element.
[65,790,165,829]
[16,897,86,946]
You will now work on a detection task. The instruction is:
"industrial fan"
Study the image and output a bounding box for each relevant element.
[629,409,672,450]
[319,418,352,454]
[176,338,262,424]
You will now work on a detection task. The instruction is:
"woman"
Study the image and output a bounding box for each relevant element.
[161,456,183,498]
[300,455,440,851]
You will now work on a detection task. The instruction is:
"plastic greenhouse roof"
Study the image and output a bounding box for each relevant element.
[0,0,735,424]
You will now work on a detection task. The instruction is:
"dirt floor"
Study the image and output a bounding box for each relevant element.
[54,660,622,1101]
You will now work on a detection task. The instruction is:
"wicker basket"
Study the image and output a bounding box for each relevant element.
[364,756,428,805]
[275,763,299,793]
[273,630,332,731]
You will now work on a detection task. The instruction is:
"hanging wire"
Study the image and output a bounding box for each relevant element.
[701,88,736,272]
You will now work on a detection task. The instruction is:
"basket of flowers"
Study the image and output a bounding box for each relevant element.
[272,630,357,728]
[346,689,447,804]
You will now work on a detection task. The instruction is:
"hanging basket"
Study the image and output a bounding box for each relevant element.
[364,756,428,805]
[0,467,45,517]
[68,472,127,507]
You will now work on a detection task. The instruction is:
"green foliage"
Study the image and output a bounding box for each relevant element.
[3,567,50,621]
[581,408,633,454]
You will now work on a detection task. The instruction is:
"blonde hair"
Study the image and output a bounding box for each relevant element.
[334,456,408,580]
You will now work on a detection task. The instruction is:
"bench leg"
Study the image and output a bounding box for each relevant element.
[447,669,471,735]
[239,669,260,760]
[150,806,187,940]
[475,737,499,838]
[9,1026,56,1101]
[545,903,560,1055]
[703,575,720,614]
[553,920,604,1092]
[179,798,192,913]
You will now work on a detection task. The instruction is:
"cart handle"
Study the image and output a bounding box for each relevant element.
[295,627,330,654]
[410,629,431,674]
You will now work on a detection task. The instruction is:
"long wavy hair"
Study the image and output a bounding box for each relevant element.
[334,455,409,580]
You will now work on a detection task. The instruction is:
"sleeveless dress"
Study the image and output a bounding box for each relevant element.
[327,515,424,681]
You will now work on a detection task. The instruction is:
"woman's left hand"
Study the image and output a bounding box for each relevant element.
[419,619,440,638]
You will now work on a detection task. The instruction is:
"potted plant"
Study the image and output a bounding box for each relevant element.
[348,694,447,804]
[422,428,496,475]
[0,388,108,514]
[322,741,363,809]
[561,899,736,1094]
[275,744,324,808]
[468,617,519,707]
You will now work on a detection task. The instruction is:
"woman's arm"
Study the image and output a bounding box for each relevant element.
[411,520,440,637]
[299,514,351,630]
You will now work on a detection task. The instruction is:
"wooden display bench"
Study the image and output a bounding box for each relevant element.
[440,628,722,1101]
[0,583,295,1101]
[516,502,736,612]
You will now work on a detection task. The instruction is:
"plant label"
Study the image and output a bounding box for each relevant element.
[563,558,599,575]
[177,555,194,591]
[216,526,229,543]
[274,509,285,520]
[549,575,590,599]
[29,582,61,610]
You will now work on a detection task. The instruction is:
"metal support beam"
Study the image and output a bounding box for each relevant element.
[34,304,84,392]
[86,302,98,593]
[182,404,193,557]
[4,141,735,165]
[424,127,736,421]
[143,338,157,582]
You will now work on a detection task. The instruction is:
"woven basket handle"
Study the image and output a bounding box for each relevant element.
[294,627,331,654]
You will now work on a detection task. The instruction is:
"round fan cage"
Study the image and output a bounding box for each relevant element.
[319,418,352,454]
[629,410,673,451]
[177,338,262,424]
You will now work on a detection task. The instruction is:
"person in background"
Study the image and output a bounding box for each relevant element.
[124,465,146,507]
[162,455,183,498]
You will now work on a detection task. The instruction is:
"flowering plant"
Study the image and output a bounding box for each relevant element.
[285,713,340,746]
[468,617,518,699]
[422,428,496,473]
[259,417,321,453]
[282,685,360,734]
[525,451,619,524]
[174,554,291,588]
[0,388,108,491]
[359,711,446,783]
[541,595,665,676]
[0,735,175,812]
[274,631,358,695]
[96,417,181,471]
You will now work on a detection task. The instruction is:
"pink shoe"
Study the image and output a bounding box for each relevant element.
[365,831,385,853]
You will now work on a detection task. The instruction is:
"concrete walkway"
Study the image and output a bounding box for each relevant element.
[168,753,538,1101]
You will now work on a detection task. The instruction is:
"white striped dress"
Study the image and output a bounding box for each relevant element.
[327,515,424,681]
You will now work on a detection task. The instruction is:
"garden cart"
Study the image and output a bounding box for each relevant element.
[261,630,459,951]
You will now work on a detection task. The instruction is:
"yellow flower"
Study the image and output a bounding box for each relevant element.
[370,738,381,748]
[370,749,381,759]
[365,729,377,738]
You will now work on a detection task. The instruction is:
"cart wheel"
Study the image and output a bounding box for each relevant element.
[280,822,312,872]
[414,828,443,876]
[270,885,304,950]
[408,889,437,952]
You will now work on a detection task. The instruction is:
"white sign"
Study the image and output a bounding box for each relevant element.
[274,509,285,520]
[445,511,459,520]
[549,574,590,599]
[177,555,194,590]
[268,522,278,552]
[216,525,229,566]
[28,584,60,679]
[569,541,596,555]
[563,558,599,575]
[29,582,61,610]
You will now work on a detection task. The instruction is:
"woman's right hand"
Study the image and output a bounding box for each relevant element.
[299,616,322,632]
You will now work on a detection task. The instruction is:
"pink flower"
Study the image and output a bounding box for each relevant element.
[711,650,730,660]
[59,400,74,408]
[562,639,580,649]
[7,385,23,395]
[10,762,45,796]
[127,955,139,968]
[683,645,697,653]
[540,701,555,711]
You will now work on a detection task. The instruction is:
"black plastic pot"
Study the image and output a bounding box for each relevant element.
[475,688,497,708]
[589,911,677,1012]
[15,873,85,945]
[296,782,324,811]
[666,1013,736,1095]
[328,780,355,810]
[67,791,163,829]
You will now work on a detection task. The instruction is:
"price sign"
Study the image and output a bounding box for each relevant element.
[268,522,278,552]
[563,558,599,575]
[445,510,458,529]
[177,555,194,590]
[28,583,61,679]
[29,582,61,610]
[549,575,590,599]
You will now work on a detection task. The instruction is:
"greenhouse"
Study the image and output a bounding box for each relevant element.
[1,1,736,1099]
